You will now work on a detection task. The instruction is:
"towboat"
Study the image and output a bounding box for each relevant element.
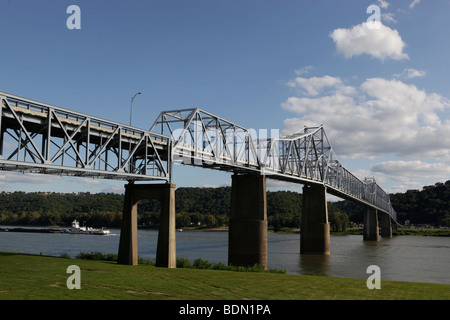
[67,220,110,235]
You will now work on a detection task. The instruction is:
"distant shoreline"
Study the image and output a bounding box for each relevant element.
[0,226,66,233]
[2,225,448,236]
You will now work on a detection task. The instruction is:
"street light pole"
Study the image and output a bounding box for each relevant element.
[130,92,141,126]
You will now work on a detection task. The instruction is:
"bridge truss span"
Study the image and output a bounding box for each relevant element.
[0,92,171,181]
[0,92,399,268]
[262,126,397,220]
[0,92,396,222]
[150,108,262,173]
[151,108,397,222]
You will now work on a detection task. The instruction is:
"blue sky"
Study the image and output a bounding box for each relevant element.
[0,0,449,196]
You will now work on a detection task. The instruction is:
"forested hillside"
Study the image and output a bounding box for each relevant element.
[0,187,347,231]
[390,181,450,226]
[334,181,450,227]
[1,180,448,229]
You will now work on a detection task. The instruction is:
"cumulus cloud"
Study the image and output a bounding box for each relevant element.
[281,76,450,159]
[371,160,450,192]
[330,22,409,61]
[287,75,343,96]
[371,160,450,182]
[281,74,450,190]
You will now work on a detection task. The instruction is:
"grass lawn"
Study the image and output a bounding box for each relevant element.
[0,252,449,300]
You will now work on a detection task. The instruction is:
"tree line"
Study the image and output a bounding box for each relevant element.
[0,187,348,231]
[333,180,450,227]
[1,180,447,230]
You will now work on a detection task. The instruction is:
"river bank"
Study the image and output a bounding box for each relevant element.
[1,252,449,300]
[0,226,66,233]
[2,229,449,284]
[2,225,450,236]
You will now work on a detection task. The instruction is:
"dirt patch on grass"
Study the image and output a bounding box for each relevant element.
[126,289,170,296]
[82,268,114,272]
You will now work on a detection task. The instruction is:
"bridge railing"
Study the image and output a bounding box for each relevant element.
[0,92,171,181]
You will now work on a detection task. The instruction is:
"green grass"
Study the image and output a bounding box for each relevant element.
[0,252,449,300]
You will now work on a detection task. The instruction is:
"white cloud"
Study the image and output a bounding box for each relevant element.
[377,0,389,9]
[394,68,426,79]
[287,75,343,96]
[409,0,421,9]
[0,172,60,185]
[371,160,450,183]
[281,76,450,159]
[353,168,387,185]
[82,179,101,186]
[330,22,409,61]
[281,74,450,191]
[266,179,301,191]
[382,13,397,24]
[101,184,125,194]
[294,66,313,76]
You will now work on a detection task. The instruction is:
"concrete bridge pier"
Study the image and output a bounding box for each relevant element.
[363,208,379,241]
[300,184,330,255]
[380,212,393,238]
[118,182,176,267]
[228,174,268,269]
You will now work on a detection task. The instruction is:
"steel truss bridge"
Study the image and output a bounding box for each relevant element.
[0,92,397,223]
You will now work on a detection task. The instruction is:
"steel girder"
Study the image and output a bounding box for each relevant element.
[151,108,397,222]
[0,92,171,181]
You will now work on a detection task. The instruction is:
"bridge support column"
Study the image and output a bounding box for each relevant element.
[118,182,176,267]
[300,184,330,255]
[228,174,267,269]
[380,212,392,238]
[363,208,379,241]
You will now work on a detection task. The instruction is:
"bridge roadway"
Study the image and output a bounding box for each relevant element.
[1,92,397,268]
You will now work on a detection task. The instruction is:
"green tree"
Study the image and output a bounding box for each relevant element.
[176,212,191,228]
[204,215,217,228]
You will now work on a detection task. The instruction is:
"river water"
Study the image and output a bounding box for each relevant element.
[0,228,449,285]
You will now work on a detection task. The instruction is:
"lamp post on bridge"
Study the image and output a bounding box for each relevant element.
[130,92,141,126]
